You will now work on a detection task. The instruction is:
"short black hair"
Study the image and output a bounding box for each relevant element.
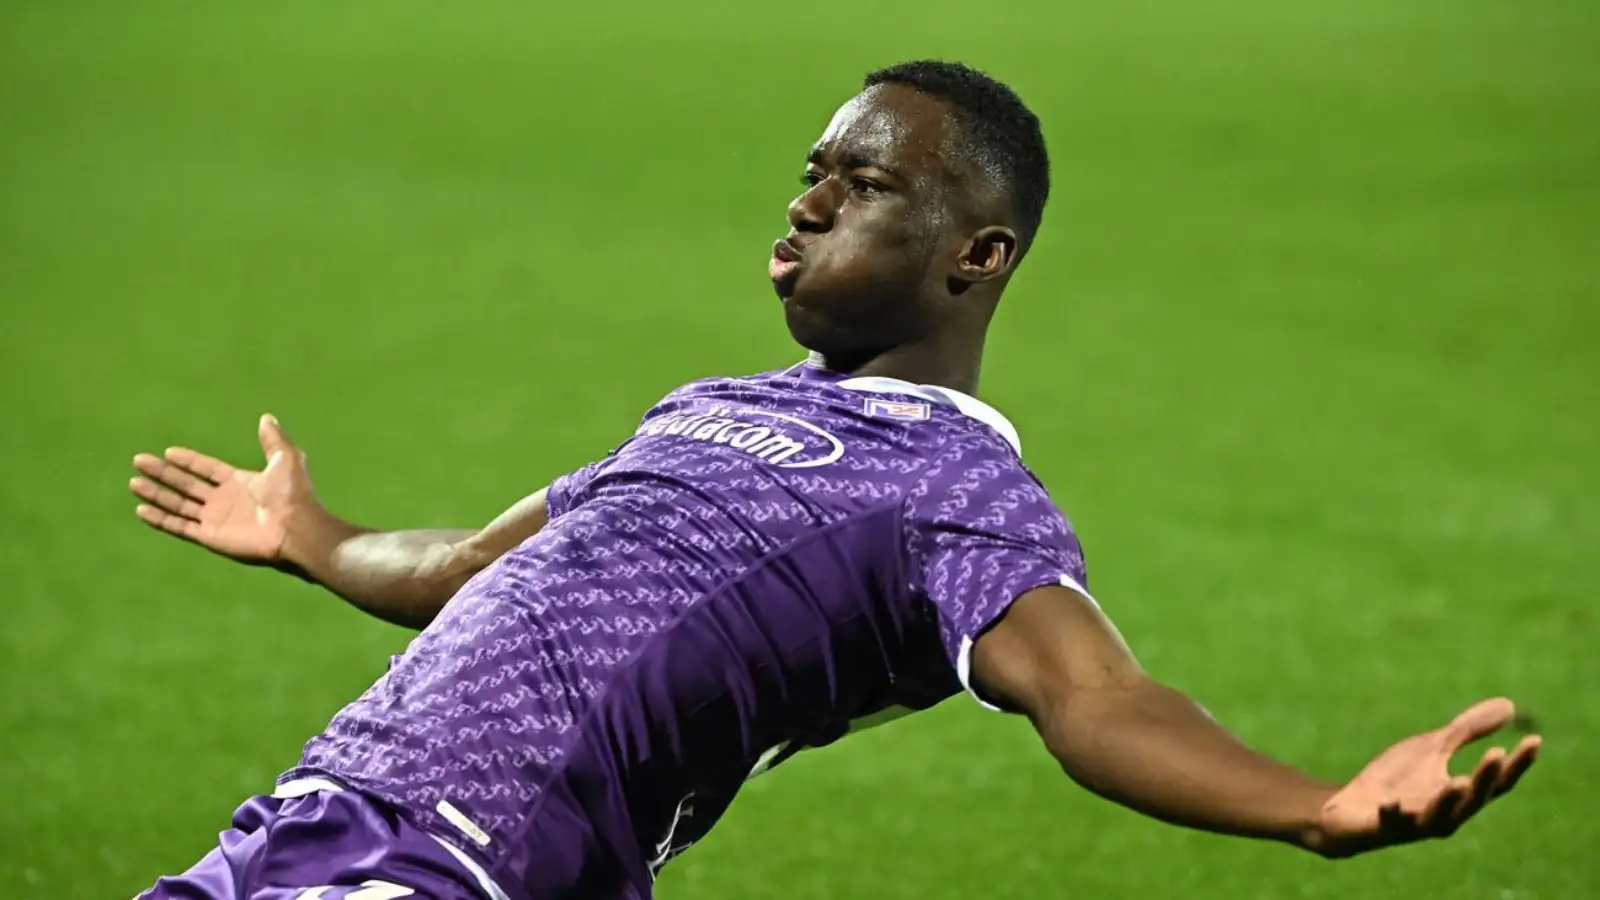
[864,60,1050,262]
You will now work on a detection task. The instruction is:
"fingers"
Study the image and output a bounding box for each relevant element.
[1418,775,1473,837]
[1440,697,1516,750]
[1447,746,1508,827]
[1377,800,1421,845]
[1421,737,1542,839]
[133,452,216,500]
[129,476,204,521]
[135,502,201,542]
[159,447,236,485]
[1494,735,1541,798]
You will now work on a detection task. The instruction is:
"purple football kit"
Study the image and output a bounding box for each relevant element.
[141,362,1089,900]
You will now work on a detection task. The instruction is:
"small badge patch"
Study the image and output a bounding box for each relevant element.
[864,398,931,421]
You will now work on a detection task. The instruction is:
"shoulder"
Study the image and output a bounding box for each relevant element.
[900,432,1068,551]
[654,364,809,402]
[911,430,1045,498]
[900,431,1084,578]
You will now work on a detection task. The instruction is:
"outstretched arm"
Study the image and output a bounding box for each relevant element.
[970,584,1540,859]
[130,414,551,630]
[278,486,551,630]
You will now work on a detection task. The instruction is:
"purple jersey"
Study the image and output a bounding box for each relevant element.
[281,362,1087,899]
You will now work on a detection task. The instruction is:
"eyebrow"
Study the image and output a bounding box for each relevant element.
[807,146,902,180]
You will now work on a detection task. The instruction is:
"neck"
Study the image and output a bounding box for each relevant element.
[809,328,986,396]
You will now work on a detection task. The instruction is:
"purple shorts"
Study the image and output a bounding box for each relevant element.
[137,785,506,900]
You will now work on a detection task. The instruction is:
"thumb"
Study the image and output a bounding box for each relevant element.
[1441,697,1515,750]
[257,413,299,463]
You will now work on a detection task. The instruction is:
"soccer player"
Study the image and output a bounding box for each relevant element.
[129,61,1539,900]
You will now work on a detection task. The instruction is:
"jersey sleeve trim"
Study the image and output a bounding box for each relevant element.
[545,472,578,520]
[955,573,1099,712]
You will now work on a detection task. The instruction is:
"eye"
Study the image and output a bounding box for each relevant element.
[850,177,884,195]
[800,171,824,188]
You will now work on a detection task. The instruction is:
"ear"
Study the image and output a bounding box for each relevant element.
[953,226,1019,284]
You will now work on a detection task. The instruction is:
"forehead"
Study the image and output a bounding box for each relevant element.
[811,84,959,179]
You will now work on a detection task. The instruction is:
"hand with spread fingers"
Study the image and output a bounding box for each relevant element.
[1312,697,1541,858]
[129,414,319,567]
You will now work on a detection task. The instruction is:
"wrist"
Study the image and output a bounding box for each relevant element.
[1289,790,1347,859]
[279,503,364,579]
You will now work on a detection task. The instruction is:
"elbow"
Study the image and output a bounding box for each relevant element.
[418,540,482,595]
[392,541,481,629]
[1026,678,1161,792]
[1027,688,1107,785]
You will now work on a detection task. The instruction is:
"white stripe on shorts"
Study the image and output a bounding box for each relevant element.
[271,778,511,900]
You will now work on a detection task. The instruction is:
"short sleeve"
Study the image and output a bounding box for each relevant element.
[545,447,628,519]
[904,437,1088,709]
[544,390,668,520]
[546,385,691,517]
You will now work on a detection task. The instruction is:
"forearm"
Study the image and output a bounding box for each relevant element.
[279,486,553,628]
[282,509,478,629]
[1034,678,1337,851]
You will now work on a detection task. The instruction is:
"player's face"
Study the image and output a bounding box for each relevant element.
[771,85,968,357]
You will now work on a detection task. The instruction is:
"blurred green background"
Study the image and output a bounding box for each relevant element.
[2,1,1596,897]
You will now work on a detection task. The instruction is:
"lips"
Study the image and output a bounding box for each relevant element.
[769,237,803,286]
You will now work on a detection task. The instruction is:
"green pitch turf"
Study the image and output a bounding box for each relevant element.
[2,1,1596,897]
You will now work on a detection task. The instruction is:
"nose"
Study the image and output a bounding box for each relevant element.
[787,182,834,234]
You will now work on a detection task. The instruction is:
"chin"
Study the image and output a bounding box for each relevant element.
[778,273,919,355]
[782,304,884,360]
[780,297,830,351]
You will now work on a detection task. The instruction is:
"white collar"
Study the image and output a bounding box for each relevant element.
[836,376,1022,456]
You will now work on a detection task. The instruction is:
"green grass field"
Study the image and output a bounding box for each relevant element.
[3,1,1597,897]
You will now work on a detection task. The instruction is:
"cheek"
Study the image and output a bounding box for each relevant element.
[821,212,921,270]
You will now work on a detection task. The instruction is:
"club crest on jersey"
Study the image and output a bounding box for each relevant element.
[637,406,845,469]
[863,398,931,421]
